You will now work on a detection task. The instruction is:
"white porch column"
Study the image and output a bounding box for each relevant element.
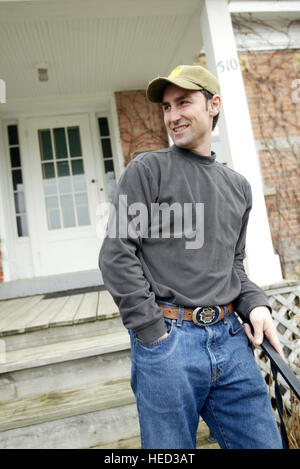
[199,0,282,286]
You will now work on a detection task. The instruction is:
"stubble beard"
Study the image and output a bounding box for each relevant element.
[171,130,195,150]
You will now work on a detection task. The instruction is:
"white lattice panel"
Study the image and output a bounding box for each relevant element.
[255,283,300,412]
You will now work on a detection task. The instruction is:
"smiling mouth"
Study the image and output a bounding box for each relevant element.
[173,124,190,133]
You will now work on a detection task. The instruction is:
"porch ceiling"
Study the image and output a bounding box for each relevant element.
[0,0,204,103]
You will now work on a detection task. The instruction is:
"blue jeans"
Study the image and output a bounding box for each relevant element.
[129,302,282,449]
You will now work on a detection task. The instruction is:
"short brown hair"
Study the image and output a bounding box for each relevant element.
[200,89,220,131]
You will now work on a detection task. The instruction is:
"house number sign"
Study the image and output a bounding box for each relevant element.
[217,58,239,73]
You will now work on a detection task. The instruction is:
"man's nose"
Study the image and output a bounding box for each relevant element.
[168,107,181,124]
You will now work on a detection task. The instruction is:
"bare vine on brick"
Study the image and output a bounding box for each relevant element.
[231,13,300,279]
[115,90,169,166]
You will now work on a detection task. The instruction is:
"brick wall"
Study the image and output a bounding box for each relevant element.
[241,50,300,279]
[114,90,169,167]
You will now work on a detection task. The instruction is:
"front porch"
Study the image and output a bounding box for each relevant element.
[0,286,221,448]
[0,288,134,448]
[0,280,298,448]
[0,287,120,337]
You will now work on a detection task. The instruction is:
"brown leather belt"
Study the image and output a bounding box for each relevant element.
[159,302,233,326]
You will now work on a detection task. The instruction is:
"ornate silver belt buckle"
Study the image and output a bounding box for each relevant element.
[192,306,221,326]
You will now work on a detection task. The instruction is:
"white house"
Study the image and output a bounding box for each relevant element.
[1,0,299,300]
[0,0,300,450]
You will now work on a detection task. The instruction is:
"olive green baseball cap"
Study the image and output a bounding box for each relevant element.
[146,64,220,103]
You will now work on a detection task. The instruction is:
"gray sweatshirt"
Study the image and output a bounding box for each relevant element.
[99,145,271,344]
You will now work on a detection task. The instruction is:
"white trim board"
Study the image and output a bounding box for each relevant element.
[229,1,300,13]
[0,93,112,119]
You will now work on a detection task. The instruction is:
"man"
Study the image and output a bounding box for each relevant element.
[99,65,284,449]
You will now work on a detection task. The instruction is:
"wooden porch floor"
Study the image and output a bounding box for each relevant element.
[0,290,118,337]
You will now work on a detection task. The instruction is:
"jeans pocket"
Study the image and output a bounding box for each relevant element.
[138,318,176,348]
[134,319,179,365]
[228,313,244,335]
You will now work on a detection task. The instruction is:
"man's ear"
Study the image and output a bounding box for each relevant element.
[209,95,221,116]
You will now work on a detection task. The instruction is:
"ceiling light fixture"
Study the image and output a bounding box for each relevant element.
[36,62,48,82]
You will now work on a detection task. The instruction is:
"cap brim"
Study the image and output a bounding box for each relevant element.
[146,77,202,103]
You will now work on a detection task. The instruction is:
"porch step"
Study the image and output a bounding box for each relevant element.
[0,378,139,449]
[0,327,131,403]
[0,378,134,432]
[0,289,123,353]
[0,377,219,449]
[0,329,130,374]
[92,420,220,449]
[0,290,136,448]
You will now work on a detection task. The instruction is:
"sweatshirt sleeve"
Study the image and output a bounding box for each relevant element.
[98,159,166,344]
[232,180,272,322]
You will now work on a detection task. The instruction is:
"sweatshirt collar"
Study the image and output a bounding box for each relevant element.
[172,144,216,165]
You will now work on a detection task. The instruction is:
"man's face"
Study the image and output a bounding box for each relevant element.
[162,84,219,153]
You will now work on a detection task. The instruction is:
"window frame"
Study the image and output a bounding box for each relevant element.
[4,120,29,238]
[96,113,118,202]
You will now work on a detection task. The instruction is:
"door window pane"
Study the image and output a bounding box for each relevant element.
[12,169,23,191]
[105,172,117,203]
[7,125,19,145]
[98,117,109,136]
[54,128,68,159]
[42,162,55,179]
[58,176,72,194]
[10,147,21,167]
[43,180,58,196]
[16,214,28,237]
[101,138,112,158]
[77,206,90,226]
[14,192,26,214]
[68,127,82,157]
[104,159,114,174]
[71,159,84,175]
[48,209,61,230]
[75,192,88,205]
[60,194,76,228]
[45,196,59,209]
[39,130,53,160]
[73,174,86,192]
[75,191,90,226]
[57,161,70,177]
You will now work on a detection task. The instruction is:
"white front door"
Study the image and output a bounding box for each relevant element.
[25,114,101,276]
